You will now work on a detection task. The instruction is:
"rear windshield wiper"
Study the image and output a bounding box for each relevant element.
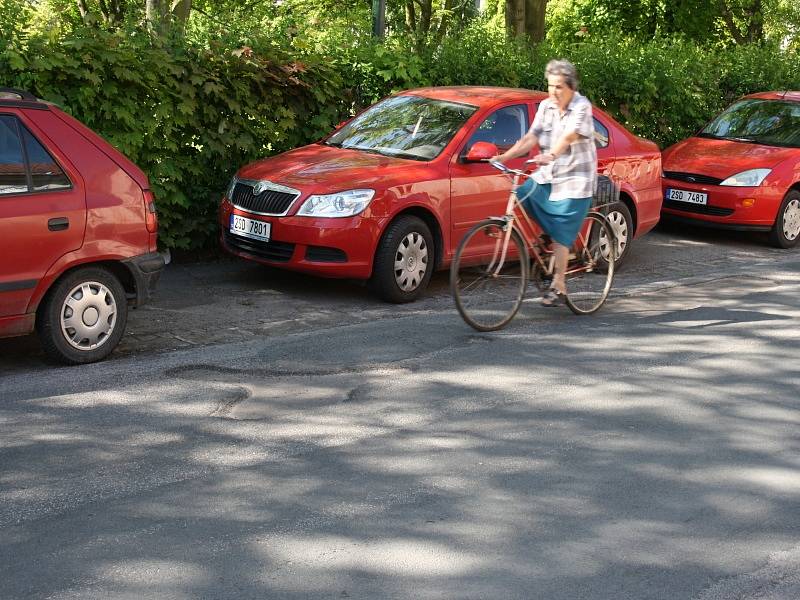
[722,136,757,143]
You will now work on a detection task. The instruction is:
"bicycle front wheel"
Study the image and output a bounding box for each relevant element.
[565,212,616,315]
[451,219,529,331]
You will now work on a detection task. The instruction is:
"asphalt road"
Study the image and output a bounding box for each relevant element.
[1,222,800,599]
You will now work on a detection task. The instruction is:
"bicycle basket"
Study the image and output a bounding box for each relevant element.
[592,175,621,212]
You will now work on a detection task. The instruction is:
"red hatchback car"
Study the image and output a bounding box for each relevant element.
[220,86,663,302]
[0,89,163,364]
[662,91,800,247]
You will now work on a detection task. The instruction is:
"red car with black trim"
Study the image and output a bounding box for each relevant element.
[220,86,663,302]
[0,88,163,364]
[661,91,800,247]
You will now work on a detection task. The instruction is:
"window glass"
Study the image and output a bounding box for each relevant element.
[700,99,800,148]
[466,104,529,152]
[21,126,71,192]
[326,95,478,161]
[0,115,28,195]
[593,118,610,148]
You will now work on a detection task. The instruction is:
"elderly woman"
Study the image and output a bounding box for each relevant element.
[494,59,597,306]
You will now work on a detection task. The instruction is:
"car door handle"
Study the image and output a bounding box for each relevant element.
[48,217,69,231]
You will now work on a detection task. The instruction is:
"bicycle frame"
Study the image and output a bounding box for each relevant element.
[487,161,616,280]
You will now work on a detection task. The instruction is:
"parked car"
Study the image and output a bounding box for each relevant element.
[220,86,663,302]
[661,91,800,247]
[0,88,164,364]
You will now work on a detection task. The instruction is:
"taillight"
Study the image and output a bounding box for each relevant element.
[143,190,158,233]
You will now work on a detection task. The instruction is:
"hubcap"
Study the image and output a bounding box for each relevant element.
[60,281,117,351]
[606,209,629,257]
[783,199,800,241]
[597,227,615,262]
[394,232,429,292]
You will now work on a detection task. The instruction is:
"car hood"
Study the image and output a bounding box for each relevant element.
[663,137,797,179]
[237,144,429,191]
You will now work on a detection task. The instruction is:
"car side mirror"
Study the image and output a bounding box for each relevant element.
[464,141,499,162]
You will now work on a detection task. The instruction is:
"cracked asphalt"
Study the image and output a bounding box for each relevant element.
[1,222,800,599]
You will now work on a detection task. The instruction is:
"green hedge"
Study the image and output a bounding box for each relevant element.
[1,29,798,250]
[0,30,347,249]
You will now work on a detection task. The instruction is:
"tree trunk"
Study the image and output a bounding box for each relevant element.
[414,0,432,50]
[433,0,456,46]
[171,0,192,35]
[505,0,525,39]
[145,0,163,32]
[524,0,546,42]
[745,0,763,42]
[76,0,91,22]
[405,0,416,32]
[720,0,764,44]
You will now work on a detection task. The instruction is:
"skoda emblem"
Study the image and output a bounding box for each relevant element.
[253,181,272,195]
[687,176,696,182]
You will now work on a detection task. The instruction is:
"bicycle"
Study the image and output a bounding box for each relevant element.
[450,159,618,331]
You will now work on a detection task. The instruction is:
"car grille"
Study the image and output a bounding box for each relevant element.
[663,171,724,186]
[223,231,295,262]
[231,182,298,215]
[663,200,734,216]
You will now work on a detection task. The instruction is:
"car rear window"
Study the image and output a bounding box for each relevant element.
[21,126,71,192]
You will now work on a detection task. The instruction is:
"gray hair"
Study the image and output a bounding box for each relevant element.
[545,59,579,90]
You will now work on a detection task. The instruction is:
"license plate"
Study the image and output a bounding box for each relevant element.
[230,214,271,242]
[666,188,707,205]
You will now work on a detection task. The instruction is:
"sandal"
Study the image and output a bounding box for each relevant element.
[541,288,566,307]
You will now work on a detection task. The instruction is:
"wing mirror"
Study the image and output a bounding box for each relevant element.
[464,141,499,162]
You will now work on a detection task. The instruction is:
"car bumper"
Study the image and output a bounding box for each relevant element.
[122,251,165,306]
[219,201,383,279]
[660,179,780,228]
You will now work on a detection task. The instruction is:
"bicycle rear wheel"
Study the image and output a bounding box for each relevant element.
[565,212,615,315]
[451,219,529,331]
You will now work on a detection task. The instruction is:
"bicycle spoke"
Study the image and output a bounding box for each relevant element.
[565,213,615,315]
[451,221,528,331]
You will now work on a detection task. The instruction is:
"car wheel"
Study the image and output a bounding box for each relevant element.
[371,215,434,303]
[604,201,633,267]
[768,190,800,249]
[36,267,128,365]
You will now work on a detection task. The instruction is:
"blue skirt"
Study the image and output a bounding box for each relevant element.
[516,179,592,247]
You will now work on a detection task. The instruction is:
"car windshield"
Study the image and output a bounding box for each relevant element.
[325,95,478,161]
[699,98,800,148]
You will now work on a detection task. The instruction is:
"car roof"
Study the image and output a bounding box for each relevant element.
[0,89,51,110]
[743,91,800,102]
[400,86,547,106]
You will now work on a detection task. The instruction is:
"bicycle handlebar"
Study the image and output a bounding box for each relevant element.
[487,159,537,177]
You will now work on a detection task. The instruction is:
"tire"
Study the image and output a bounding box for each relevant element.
[36,267,128,365]
[370,215,435,303]
[604,201,633,267]
[768,190,800,249]
[565,212,615,315]
[451,219,529,331]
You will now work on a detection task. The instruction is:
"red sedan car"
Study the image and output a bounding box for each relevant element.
[662,91,800,247]
[220,87,662,302]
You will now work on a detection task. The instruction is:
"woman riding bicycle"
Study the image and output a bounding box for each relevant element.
[493,59,597,306]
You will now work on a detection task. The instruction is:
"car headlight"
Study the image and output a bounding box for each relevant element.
[719,168,771,187]
[297,189,375,217]
[225,176,238,200]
